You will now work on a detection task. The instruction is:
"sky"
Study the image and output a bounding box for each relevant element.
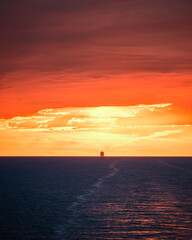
[0,0,192,156]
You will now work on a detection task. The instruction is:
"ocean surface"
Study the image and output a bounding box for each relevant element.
[0,157,191,239]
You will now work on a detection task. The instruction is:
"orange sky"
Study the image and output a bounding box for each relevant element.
[0,0,192,155]
[0,103,192,156]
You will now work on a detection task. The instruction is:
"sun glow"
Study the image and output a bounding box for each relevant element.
[0,104,191,156]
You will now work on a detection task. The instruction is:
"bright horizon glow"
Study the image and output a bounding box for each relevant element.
[0,104,191,156]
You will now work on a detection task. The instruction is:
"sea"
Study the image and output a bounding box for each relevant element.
[0,157,191,239]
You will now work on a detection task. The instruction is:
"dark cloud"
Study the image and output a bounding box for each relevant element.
[0,0,192,87]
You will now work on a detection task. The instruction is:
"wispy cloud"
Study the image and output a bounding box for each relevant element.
[0,104,192,156]
[0,103,173,132]
[141,130,182,139]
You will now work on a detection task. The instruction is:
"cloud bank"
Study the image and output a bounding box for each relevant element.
[1,103,191,156]
[0,103,173,132]
[0,0,192,88]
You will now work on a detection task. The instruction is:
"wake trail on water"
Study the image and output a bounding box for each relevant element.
[68,160,122,218]
[54,159,124,235]
[158,159,192,175]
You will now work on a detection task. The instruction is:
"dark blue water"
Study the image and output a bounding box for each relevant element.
[0,157,191,239]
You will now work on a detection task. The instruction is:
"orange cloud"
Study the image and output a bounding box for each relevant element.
[0,103,191,156]
[0,103,172,132]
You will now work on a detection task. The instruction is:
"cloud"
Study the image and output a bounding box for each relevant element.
[0,0,192,88]
[141,130,182,139]
[1,104,192,156]
[0,103,175,132]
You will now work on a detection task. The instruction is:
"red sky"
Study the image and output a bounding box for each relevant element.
[0,0,191,155]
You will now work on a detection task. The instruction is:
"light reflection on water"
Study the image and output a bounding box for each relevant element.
[58,158,192,239]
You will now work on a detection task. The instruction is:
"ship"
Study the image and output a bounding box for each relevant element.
[100,151,104,157]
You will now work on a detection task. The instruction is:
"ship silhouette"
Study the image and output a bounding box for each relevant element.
[100,151,104,157]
